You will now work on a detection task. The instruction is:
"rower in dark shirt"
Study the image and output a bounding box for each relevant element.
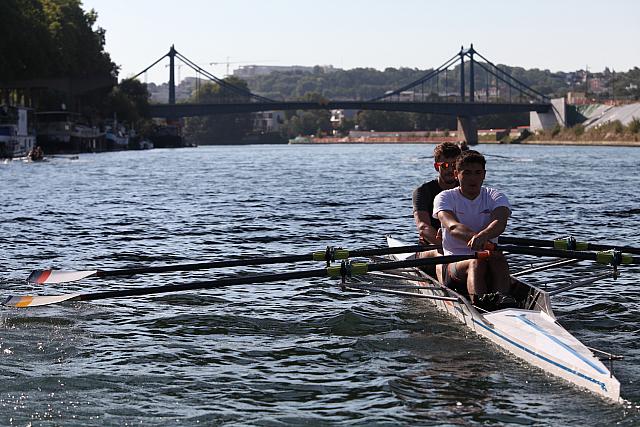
[412,142,462,273]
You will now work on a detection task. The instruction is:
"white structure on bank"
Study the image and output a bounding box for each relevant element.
[253,111,285,133]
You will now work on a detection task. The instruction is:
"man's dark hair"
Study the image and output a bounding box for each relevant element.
[456,150,486,170]
[433,142,461,160]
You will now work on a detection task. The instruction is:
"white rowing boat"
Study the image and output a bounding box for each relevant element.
[383,235,621,402]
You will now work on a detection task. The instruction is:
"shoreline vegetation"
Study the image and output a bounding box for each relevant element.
[291,138,640,147]
[290,118,640,147]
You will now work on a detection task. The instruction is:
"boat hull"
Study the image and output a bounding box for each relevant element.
[385,236,620,402]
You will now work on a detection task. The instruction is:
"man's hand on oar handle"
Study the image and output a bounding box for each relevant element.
[466,240,500,260]
[483,242,497,251]
[467,232,490,251]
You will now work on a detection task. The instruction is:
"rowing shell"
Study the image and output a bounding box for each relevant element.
[385,236,620,402]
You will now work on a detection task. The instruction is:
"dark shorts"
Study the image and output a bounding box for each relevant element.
[442,262,467,294]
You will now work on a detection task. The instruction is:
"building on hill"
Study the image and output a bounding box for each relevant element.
[147,77,199,103]
[234,65,336,78]
[566,92,587,105]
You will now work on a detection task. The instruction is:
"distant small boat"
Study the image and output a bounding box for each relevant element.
[105,126,129,150]
[104,115,131,151]
[27,145,45,162]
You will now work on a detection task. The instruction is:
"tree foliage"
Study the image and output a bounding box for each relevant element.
[245,61,640,134]
[0,0,116,81]
[182,78,254,144]
[277,92,332,138]
[105,79,150,125]
[246,63,639,103]
[0,0,53,81]
[0,0,118,114]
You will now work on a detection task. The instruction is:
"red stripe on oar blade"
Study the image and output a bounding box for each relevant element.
[27,270,52,284]
[28,270,98,284]
[38,270,52,284]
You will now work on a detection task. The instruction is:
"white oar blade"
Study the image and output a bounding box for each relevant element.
[3,293,81,308]
[386,236,416,260]
[27,269,98,284]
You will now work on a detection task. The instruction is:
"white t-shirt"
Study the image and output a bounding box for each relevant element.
[432,186,511,255]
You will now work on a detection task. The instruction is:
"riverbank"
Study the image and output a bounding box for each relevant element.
[289,136,459,145]
[290,137,640,147]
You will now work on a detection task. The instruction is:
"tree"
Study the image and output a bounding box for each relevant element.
[278,92,331,138]
[0,1,117,109]
[0,0,53,82]
[356,110,413,131]
[105,79,150,125]
[41,0,116,78]
[182,78,253,144]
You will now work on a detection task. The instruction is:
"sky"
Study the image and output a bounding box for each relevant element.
[82,0,640,84]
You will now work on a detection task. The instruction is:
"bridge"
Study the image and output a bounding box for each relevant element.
[136,45,557,145]
[148,100,549,117]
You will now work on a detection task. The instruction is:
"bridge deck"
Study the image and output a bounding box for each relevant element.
[147,101,551,118]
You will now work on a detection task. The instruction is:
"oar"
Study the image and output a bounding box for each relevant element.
[496,244,640,265]
[5,252,486,308]
[28,244,438,285]
[511,258,579,277]
[500,236,640,255]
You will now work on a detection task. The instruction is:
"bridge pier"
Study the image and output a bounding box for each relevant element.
[457,116,478,146]
[530,98,566,131]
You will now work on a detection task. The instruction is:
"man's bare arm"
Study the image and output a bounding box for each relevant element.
[414,210,440,244]
[468,207,511,250]
[437,210,476,244]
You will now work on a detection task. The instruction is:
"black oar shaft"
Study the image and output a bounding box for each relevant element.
[82,268,329,301]
[95,244,436,278]
[96,255,314,277]
[501,236,640,255]
[499,245,640,264]
[76,253,476,303]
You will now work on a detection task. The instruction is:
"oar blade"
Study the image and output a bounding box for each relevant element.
[27,269,98,284]
[3,293,81,307]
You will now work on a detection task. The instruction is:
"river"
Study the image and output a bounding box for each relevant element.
[1,144,639,425]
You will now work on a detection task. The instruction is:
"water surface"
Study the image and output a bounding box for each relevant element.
[1,144,639,425]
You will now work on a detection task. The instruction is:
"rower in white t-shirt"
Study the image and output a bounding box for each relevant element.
[432,150,514,310]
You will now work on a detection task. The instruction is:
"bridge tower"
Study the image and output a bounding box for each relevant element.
[168,45,176,105]
[457,44,478,145]
[460,46,465,101]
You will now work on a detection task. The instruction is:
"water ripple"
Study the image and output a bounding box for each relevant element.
[1,145,639,425]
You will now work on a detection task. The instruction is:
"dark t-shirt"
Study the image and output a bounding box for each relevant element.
[412,179,443,229]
